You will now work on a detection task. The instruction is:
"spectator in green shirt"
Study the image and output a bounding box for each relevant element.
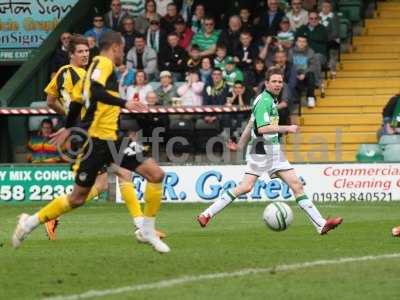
[190,16,220,57]
[223,57,244,90]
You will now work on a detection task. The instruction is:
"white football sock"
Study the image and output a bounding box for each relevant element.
[133,216,144,229]
[141,217,156,237]
[202,190,236,218]
[296,195,326,233]
[24,214,40,232]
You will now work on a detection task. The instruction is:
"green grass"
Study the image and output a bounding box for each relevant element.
[1,202,400,300]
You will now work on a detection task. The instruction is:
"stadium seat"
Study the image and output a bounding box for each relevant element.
[356,144,384,162]
[382,144,400,162]
[339,1,363,23]
[378,134,400,146]
[119,116,141,132]
[338,14,352,43]
[28,101,49,132]
[167,118,195,154]
[194,118,221,153]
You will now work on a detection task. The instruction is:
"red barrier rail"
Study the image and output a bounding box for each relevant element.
[0,105,251,115]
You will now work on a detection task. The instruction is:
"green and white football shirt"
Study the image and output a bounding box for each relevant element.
[249,90,280,154]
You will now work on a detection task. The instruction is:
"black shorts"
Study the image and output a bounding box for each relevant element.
[74,137,149,187]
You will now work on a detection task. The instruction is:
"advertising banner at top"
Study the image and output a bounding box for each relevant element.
[0,0,78,62]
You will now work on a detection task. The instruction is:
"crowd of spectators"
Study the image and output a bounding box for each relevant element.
[49,0,342,150]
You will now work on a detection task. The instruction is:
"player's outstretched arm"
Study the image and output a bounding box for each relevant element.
[258,124,299,134]
[237,119,253,149]
[91,82,129,108]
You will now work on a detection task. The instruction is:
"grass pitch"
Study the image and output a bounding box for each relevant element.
[1,202,400,300]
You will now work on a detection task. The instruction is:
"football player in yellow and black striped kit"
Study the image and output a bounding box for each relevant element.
[16,32,169,252]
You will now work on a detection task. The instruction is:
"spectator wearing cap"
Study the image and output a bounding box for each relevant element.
[223,57,244,89]
[135,0,162,34]
[191,4,205,34]
[155,0,173,17]
[158,32,188,81]
[286,0,309,32]
[121,16,142,57]
[145,16,166,53]
[319,0,340,78]
[126,70,154,103]
[161,2,182,34]
[177,71,205,106]
[288,35,318,108]
[233,31,259,73]
[296,11,329,87]
[217,15,242,56]
[50,32,71,78]
[174,16,194,49]
[156,70,178,105]
[104,0,128,31]
[186,45,202,71]
[277,17,295,50]
[126,35,158,80]
[84,15,111,45]
[255,0,285,41]
[191,16,221,57]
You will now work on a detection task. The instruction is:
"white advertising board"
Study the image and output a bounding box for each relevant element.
[116,164,400,203]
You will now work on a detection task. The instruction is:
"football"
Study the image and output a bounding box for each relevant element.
[263,202,294,231]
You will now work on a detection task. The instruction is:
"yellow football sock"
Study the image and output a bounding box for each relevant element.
[37,195,72,223]
[119,181,143,218]
[143,182,162,217]
[84,186,99,204]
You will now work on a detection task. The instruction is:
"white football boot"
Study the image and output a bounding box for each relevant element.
[12,213,30,249]
[136,217,170,253]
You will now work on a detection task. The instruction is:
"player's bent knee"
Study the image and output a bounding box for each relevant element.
[69,194,86,207]
[148,169,165,183]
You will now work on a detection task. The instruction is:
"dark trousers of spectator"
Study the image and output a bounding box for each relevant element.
[296,72,316,99]
[327,40,340,72]
[220,113,248,142]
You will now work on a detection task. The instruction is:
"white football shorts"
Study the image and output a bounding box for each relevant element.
[245,145,293,178]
